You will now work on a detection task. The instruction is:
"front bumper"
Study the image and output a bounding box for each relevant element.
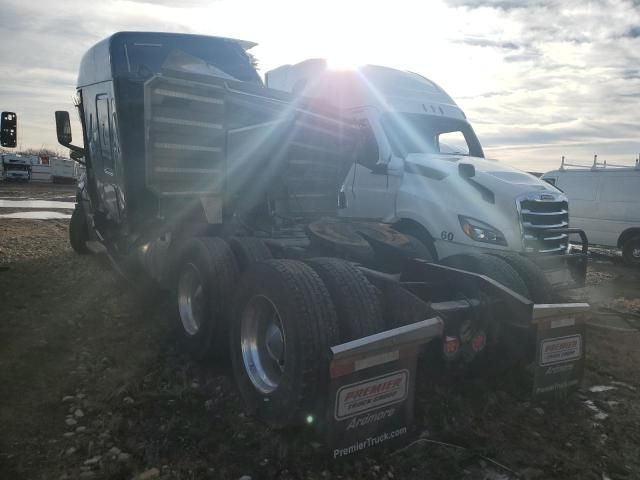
[528,228,589,289]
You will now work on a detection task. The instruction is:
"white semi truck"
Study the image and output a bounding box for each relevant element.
[265,60,587,289]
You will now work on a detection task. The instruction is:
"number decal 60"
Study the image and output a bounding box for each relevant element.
[441,231,454,241]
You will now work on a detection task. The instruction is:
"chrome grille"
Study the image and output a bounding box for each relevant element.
[518,196,569,254]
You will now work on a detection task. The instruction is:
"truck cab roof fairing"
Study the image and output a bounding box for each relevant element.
[76,31,259,88]
[265,60,462,117]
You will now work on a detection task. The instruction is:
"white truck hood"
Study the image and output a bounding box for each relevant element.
[404,153,556,197]
[401,153,565,250]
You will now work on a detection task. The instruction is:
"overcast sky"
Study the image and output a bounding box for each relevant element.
[1,0,639,172]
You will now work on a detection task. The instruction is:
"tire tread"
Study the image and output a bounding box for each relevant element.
[305,257,384,342]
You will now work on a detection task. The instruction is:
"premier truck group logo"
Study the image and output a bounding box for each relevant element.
[539,334,582,366]
[335,370,409,420]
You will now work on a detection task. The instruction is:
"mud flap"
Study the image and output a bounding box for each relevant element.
[326,318,442,459]
[531,303,590,398]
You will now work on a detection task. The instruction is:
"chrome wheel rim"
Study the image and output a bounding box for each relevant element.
[633,247,640,259]
[240,295,286,394]
[177,263,205,336]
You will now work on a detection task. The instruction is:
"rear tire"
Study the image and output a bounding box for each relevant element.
[174,237,239,359]
[69,205,90,254]
[306,219,374,263]
[622,236,640,266]
[230,259,338,427]
[393,223,438,261]
[305,258,384,342]
[401,234,435,262]
[228,237,272,272]
[486,252,553,302]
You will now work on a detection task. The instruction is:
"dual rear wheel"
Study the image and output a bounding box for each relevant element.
[230,257,383,426]
[173,237,383,426]
[173,236,551,426]
[173,237,239,358]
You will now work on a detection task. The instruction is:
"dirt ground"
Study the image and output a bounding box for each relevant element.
[1,182,639,480]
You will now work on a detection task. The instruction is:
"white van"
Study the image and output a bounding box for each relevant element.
[265,60,588,286]
[542,158,640,265]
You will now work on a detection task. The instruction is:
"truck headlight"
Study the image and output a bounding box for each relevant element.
[458,216,507,246]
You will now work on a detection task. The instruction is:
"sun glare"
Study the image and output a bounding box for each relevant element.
[326,53,362,71]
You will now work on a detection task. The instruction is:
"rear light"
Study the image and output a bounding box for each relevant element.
[471,331,487,352]
[443,336,460,359]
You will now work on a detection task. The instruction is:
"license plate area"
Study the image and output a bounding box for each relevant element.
[327,318,442,458]
[531,304,589,398]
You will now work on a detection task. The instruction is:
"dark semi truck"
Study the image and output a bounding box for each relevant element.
[55,32,589,449]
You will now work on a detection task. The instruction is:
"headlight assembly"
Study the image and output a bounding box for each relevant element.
[458,215,507,246]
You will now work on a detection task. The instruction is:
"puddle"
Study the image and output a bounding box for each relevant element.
[0,199,75,209]
[584,400,609,420]
[0,211,72,219]
[589,385,616,393]
[610,380,637,391]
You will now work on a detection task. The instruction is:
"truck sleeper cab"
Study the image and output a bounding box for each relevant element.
[265,59,588,287]
[56,31,262,250]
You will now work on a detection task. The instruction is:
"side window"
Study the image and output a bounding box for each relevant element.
[543,177,556,186]
[96,94,113,174]
[356,121,380,169]
[88,113,95,155]
[110,99,120,165]
[437,131,469,155]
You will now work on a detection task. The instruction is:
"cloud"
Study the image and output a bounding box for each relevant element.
[1,0,639,172]
[623,25,640,38]
[504,51,542,62]
[440,0,640,170]
[0,0,199,152]
[125,0,212,5]
[446,0,535,10]
[458,37,520,49]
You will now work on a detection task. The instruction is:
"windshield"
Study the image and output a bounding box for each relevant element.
[380,112,484,158]
[112,36,261,84]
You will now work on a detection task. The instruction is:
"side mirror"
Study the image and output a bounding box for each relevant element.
[1,111,17,148]
[459,163,476,178]
[55,111,85,161]
[55,111,73,146]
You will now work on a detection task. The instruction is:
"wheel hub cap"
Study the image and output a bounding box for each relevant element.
[240,295,286,394]
[177,263,205,336]
[265,322,285,364]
